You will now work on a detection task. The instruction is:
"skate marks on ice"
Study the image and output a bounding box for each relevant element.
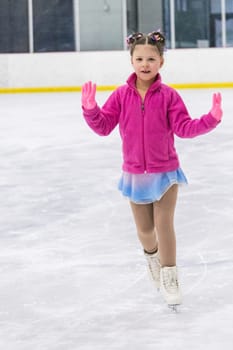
[180,251,208,297]
[0,91,233,349]
[178,246,233,315]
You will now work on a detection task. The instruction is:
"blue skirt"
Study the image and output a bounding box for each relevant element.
[118,168,188,204]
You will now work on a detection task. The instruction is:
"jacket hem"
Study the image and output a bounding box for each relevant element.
[122,161,180,174]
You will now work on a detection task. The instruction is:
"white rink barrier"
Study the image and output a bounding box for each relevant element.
[0,48,233,92]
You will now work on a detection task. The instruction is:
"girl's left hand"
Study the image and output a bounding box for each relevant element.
[210,92,223,121]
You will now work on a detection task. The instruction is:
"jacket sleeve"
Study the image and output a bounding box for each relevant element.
[82,89,121,136]
[167,89,221,138]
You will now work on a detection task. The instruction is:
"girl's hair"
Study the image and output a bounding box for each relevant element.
[127,31,166,56]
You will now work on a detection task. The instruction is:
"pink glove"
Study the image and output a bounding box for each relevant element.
[210,92,222,121]
[81,81,97,109]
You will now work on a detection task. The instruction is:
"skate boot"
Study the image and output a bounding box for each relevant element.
[144,250,161,290]
[160,266,182,309]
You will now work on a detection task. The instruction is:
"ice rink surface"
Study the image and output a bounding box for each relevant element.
[0,89,233,349]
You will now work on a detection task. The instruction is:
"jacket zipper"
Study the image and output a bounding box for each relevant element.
[141,101,147,173]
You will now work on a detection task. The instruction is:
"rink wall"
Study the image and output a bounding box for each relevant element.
[0,48,233,92]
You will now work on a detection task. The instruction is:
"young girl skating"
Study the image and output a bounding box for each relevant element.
[81,31,222,308]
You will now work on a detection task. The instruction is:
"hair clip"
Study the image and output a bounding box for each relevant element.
[148,30,165,43]
[126,30,165,47]
[126,32,144,45]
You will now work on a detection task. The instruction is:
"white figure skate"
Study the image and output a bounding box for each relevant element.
[144,250,161,290]
[160,266,182,311]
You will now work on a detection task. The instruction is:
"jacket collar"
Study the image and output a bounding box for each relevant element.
[126,72,162,92]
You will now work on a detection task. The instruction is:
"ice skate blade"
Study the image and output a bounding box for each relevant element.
[168,304,180,313]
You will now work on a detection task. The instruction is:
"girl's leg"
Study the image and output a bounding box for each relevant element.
[129,202,158,253]
[153,184,178,267]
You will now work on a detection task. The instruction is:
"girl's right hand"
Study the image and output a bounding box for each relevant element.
[81,81,97,109]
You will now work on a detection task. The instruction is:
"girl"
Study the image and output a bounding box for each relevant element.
[81,31,222,308]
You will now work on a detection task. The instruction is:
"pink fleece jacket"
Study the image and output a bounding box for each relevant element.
[82,73,220,174]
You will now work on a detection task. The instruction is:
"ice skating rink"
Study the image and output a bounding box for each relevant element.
[0,89,232,350]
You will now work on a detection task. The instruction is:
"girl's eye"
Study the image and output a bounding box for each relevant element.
[136,58,142,61]
[148,58,155,61]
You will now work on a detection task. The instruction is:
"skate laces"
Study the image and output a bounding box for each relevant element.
[162,268,179,294]
[146,253,160,278]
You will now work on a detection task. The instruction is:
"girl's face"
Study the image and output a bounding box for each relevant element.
[131,44,164,85]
